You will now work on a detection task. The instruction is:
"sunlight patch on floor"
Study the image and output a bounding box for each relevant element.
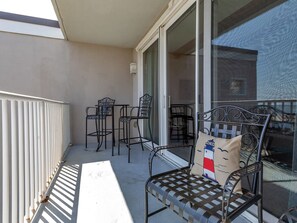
[77,161,133,223]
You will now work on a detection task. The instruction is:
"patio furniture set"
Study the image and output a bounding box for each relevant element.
[85,94,154,162]
[85,98,296,223]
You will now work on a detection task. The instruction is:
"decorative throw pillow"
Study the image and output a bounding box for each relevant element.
[190,131,242,193]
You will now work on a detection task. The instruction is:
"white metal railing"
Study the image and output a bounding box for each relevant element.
[0,91,71,223]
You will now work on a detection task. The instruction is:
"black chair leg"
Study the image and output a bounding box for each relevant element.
[96,118,100,152]
[85,118,88,148]
[258,168,263,223]
[104,117,107,149]
[148,119,154,150]
[128,121,131,163]
[192,119,194,140]
[118,119,121,155]
[258,199,263,223]
[144,188,149,223]
[95,117,98,140]
[137,119,144,151]
[96,118,103,152]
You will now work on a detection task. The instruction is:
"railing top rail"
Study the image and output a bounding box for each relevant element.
[213,99,297,103]
[0,90,69,104]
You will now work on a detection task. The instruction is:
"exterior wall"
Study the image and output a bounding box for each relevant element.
[0,31,133,144]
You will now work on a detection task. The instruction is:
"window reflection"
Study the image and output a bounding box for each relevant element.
[166,5,196,161]
[212,0,297,217]
[143,40,159,144]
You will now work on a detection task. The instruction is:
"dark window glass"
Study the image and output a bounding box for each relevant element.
[143,40,159,144]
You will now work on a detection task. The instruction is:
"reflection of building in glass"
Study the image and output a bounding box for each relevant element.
[230,79,246,96]
[212,0,297,216]
[213,46,257,101]
[212,0,297,101]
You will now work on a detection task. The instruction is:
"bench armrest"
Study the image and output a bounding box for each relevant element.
[222,162,263,220]
[148,144,193,177]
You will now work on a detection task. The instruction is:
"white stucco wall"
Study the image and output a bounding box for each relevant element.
[0,31,133,144]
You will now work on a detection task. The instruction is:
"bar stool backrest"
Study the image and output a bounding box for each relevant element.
[98,97,115,117]
[138,94,152,118]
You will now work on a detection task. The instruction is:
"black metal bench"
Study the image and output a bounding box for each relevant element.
[145,105,271,223]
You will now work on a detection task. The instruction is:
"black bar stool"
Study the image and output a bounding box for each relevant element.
[118,94,154,163]
[85,97,115,151]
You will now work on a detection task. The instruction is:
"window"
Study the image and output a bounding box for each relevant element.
[212,0,297,217]
[230,79,246,96]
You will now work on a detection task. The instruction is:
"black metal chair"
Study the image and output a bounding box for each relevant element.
[145,105,271,223]
[117,94,154,163]
[85,97,115,151]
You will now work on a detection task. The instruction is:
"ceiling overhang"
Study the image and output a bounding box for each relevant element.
[52,0,171,48]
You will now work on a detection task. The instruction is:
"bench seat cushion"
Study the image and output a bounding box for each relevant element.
[147,168,254,223]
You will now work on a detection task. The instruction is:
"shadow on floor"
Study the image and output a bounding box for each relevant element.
[33,164,82,223]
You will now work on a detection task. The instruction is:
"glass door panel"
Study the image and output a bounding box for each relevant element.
[143,40,159,144]
[211,0,297,217]
[166,5,196,160]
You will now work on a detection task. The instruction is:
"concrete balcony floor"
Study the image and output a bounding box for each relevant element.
[32,143,252,223]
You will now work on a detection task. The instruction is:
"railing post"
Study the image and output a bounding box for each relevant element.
[40,102,45,196]
[11,100,18,223]
[18,101,25,223]
[24,101,30,221]
[45,102,50,187]
[29,101,35,216]
[2,99,10,223]
[37,102,42,200]
[33,102,39,207]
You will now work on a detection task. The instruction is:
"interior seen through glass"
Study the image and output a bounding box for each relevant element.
[166,4,196,160]
[143,40,159,144]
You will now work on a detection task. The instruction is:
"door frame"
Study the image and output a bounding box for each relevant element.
[136,0,197,153]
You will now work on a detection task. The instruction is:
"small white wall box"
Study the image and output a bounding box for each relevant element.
[130,63,137,75]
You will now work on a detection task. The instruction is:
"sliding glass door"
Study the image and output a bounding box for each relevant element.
[139,0,297,219]
[165,4,196,161]
[143,40,159,144]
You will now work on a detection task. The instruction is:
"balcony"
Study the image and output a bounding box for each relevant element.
[0,91,259,223]
[1,0,297,222]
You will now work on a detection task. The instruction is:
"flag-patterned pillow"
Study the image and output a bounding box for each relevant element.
[190,131,242,193]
